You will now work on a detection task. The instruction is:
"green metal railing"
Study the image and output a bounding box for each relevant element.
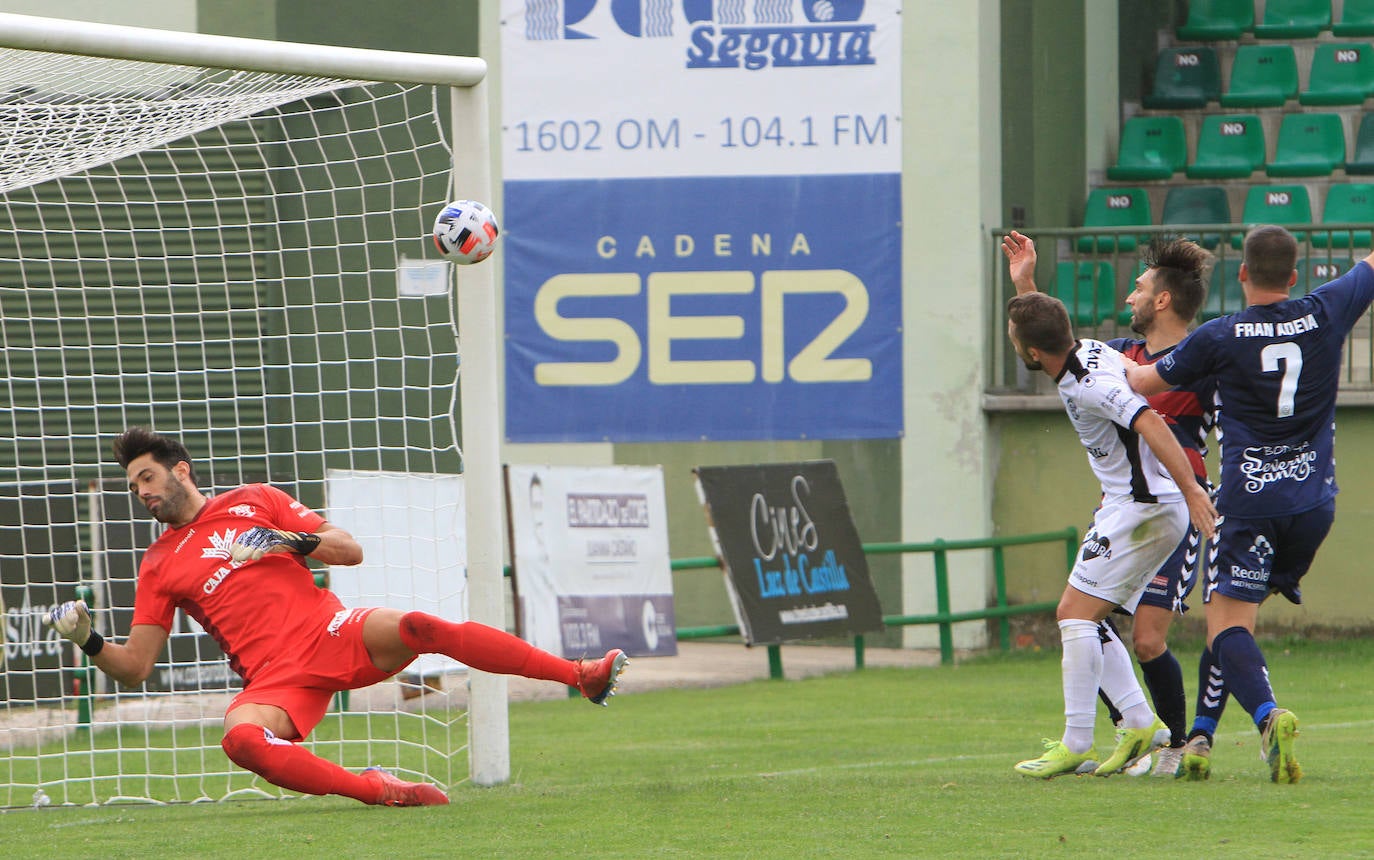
[673,526,1078,676]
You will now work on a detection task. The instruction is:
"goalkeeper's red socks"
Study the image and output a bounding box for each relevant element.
[222,722,442,805]
[398,612,579,687]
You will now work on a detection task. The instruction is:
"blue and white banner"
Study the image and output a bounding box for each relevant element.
[501,1,902,442]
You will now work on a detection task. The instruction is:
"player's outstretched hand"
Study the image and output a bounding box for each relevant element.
[230,527,322,563]
[1002,230,1038,294]
[44,599,92,647]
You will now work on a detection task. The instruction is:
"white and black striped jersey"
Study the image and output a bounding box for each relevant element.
[1056,339,1183,504]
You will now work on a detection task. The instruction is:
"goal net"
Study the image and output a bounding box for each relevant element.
[0,15,505,807]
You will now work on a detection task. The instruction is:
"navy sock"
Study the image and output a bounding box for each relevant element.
[1191,646,1227,741]
[1140,649,1186,747]
[1211,626,1276,729]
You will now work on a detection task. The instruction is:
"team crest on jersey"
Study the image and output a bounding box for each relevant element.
[227,504,256,517]
[1249,535,1274,560]
[203,529,242,561]
[1081,530,1113,561]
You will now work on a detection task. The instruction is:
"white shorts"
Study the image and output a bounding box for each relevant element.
[1067,495,1189,612]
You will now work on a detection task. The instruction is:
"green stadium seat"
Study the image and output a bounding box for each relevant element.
[1346,112,1374,173]
[1300,42,1374,106]
[1266,112,1346,177]
[1051,260,1117,327]
[1311,183,1374,248]
[1296,255,1355,296]
[1253,0,1331,39]
[1177,0,1254,40]
[1200,256,1246,321]
[1334,0,1374,36]
[1231,184,1313,249]
[1221,44,1299,107]
[1187,114,1266,179]
[1107,115,1187,181]
[1161,185,1232,249]
[1077,187,1152,253]
[1143,47,1221,109]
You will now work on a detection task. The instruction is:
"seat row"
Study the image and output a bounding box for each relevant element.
[1109,111,1374,180]
[1146,42,1374,109]
[1079,182,1373,251]
[1052,254,1355,327]
[1176,0,1374,41]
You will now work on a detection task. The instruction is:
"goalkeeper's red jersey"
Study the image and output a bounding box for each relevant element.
[130,484,340,683]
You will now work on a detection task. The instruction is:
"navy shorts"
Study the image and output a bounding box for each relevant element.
[1137,523,1203,614]
[1203,501,1336,605]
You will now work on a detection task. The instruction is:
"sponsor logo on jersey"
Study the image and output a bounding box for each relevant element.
[1239,444,1318,494]
[174,528,197,554]
[1249,534,1274,559]
[203,529,241,561]
[1229,564,1268,584]
[327,608,368,637]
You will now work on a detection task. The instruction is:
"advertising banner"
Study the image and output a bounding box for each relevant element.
[501,1,903,442]
[694,459,883,645]
[506,464,676,658]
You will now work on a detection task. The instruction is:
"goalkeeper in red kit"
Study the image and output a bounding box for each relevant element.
[45,426,628,807]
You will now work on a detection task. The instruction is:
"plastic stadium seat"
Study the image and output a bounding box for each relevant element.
[1266,112,1346,177]
[1187,114,1266,179]
[1177,0,1254,41]
[1231,184,1312,249]
[1346,113,1374,173]
[1161,185,1232,249]
[1076,188,1151,253]
[1221,44,1299,107]
[1300,43,1374,106]
[1143,47,1221,109]
[1107,115,1187,181]
[1051,261,1117,327]
[1311,183,1374,248]
[1253,0,1331,39]
[1334,0,1374,36]
[1200,257,1246,321]
[1296,255,1355,296]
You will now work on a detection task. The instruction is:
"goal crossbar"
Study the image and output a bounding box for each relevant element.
[0,12,486,86]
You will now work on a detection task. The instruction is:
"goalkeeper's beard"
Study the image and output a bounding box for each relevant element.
[146,477,195,526]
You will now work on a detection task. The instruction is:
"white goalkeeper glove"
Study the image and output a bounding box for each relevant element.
[44,599,103,655]
[230,527,322,563]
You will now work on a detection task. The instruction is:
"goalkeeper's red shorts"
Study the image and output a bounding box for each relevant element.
[226,607,399,739]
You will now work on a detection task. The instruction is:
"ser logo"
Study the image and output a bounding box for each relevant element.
[523,1,878,69]
[1081,530,1113,562]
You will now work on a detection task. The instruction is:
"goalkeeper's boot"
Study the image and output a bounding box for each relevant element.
[1260,708,1302,784]
[1013,740,1099,779]
[1094,718,1169,776]
[361,766,449,806]
[577,648,629,706]
[1179,734,1212,781]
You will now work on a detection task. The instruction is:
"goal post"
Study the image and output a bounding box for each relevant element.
[0,11,509,805]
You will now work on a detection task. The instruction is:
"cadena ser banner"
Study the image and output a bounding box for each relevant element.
[693,459,883,645]
[500,1,903,442]
[506,464,676,658]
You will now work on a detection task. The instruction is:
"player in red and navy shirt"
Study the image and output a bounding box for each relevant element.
[45,427,629,807]
[1130,225,1374,783]
[1006,232,1221,777]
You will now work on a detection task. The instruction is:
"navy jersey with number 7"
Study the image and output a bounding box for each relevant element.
[1155,261,1374,518]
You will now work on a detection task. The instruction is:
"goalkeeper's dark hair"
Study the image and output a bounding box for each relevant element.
[1139,236,1213,323]
[113,427,199,486]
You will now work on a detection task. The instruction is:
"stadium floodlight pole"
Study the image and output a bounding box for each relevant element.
[0,12,509,785]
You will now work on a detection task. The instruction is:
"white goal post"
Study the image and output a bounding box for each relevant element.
[0,11,509,805]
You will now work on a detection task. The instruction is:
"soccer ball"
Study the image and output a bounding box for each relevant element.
[432,199,500,264]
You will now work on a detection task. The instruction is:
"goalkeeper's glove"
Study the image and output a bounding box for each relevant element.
[44,599,104,656]
[230,526,322,563]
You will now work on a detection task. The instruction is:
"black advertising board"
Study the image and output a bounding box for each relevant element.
[693,460,884,646]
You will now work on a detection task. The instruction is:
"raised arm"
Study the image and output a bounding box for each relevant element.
[230,522,363,566]
[1001,230,1039,295]
[1127,362,1172,397]
[1133,408,1217,539]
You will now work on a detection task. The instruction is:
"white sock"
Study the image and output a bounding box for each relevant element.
[1098,621,1153,729]
[1059,618,1102,753]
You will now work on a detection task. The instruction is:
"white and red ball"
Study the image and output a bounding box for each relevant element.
[432,199,499,264]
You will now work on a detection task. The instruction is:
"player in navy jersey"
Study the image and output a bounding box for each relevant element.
[1004,231,1223,778]
[1004,288,1216,779]
[1128,225,1374,783]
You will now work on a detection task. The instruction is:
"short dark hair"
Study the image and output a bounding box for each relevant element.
[1242,225,1299,290]
[113,427,199,486]
[1140,236,1212,323]
[1007,292,1074,355]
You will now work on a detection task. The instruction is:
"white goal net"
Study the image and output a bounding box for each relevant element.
[0,15,504,807]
